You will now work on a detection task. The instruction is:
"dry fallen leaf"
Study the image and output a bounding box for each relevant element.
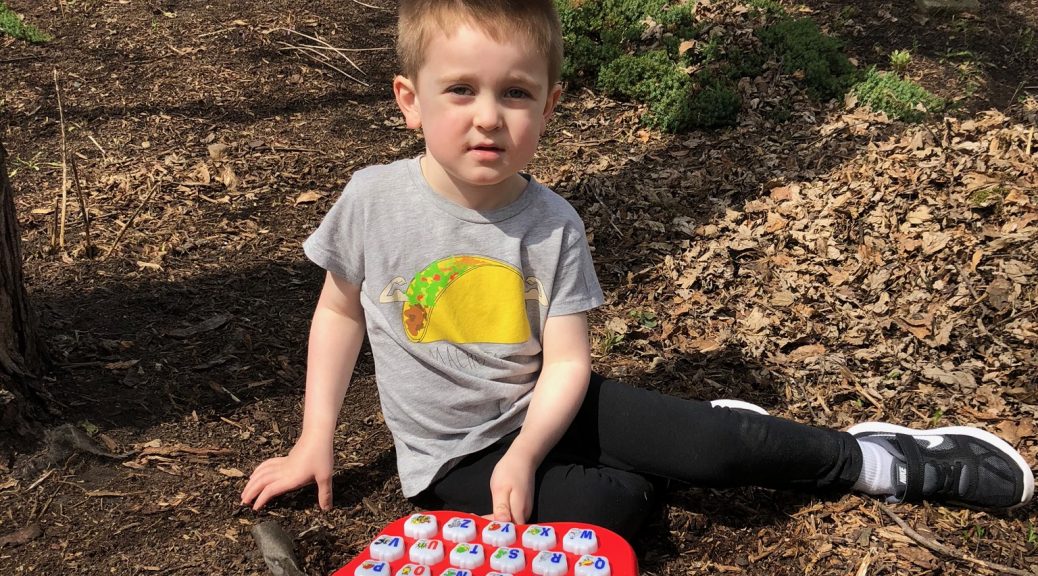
[995,418,1035,445]
[219,164,239,190]
[605,317,629,335]
[689,339,721,353]
[0,523,42,549]
[218,467,245,478]
[207,143,229,160]
[788,344,826,362]
[294,191,322,205]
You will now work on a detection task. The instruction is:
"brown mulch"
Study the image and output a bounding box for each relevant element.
[1,0,1036,574]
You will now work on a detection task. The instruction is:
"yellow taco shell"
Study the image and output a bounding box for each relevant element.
[402,257,530,344]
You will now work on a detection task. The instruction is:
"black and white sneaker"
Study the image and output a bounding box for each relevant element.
[848,422,1035,510]
[709,399,769,415]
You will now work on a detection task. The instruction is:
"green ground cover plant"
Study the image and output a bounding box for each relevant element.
[755,17,856,101]
[0,1,51,43]
[555,0,859,132]
[852,67,945,122]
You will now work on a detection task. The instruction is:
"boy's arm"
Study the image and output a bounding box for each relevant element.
[241,271,366,510]
[489,312,592,523]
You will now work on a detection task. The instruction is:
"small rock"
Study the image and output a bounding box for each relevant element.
[915,0,980,14]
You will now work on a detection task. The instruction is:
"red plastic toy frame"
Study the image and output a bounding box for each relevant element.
[332,510,638,576]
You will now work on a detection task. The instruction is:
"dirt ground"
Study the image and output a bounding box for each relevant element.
[1,0,1037,574]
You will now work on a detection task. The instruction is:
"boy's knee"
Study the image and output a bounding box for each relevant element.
[538,466,656,539]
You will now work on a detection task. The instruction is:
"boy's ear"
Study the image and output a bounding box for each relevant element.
[541,83,563,132]
[393,75,422,129]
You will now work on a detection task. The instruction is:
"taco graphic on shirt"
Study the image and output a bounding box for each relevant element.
[381,255,539,344]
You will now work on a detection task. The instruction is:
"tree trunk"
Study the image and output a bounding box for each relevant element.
[0,136,46,449]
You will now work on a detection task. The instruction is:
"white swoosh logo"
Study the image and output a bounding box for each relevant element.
[916,436,944,449]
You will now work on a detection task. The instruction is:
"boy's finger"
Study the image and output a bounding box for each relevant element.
[240,480,261,505]
[251,490,271,511]
[252,480,288,511]
[317,477,333,510]
[492,490,512,522]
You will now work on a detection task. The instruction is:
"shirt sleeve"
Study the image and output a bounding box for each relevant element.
[302,177,366,285]
[547,222,605,317]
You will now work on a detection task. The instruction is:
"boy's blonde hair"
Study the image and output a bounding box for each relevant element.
[397,0,564,87]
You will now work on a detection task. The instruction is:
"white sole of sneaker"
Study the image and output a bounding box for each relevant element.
[709,399,769,415]
[847,422,1036,509]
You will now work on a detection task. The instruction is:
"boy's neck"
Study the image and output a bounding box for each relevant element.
[419,155,528,211]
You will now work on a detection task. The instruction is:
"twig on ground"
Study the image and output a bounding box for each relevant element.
[852,548,872,576]
[282,42,389,55]
[276,28,364,74]
[87,135,108,160]
[157,563,203,575]
[69,156,94,257]
[877,503,1034,576]
[198,27,235,38]
[349,0,391,10]
[277,42,369,86]
[104,181,160,260]
[0,56,43,65]
[997,303,1038,326]
[53,69,69,251]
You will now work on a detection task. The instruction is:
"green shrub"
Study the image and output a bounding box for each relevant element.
[555,1,855,132]
[687,74,742,128]
[598,51,740,131]
[757,17,856,100]
[599,51,692,131]
[852,67,944,122]
[0,2,51,43]
[556,0,697,79]
[746,0,788,16]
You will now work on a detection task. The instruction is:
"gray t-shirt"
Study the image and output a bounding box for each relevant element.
[303,157,604,496]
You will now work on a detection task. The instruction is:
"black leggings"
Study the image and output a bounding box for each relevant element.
[411,373,862,539]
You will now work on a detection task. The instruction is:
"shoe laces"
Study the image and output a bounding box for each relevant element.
[927,460,965,499]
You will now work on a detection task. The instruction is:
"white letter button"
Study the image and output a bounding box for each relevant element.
[394,565,430,576]
[563,527,599,555]
[442,517,477,543]
[354,560,390,575]
[481,521,516,547]
[448,542,485,569]
[403,514,439,539]
[437,569,472,576]
[369,535,405,562]
[488,546,525,573]
[531,551,568,576]
[575,554,611,576]
[409,539,445,565]
[521,525,556,551]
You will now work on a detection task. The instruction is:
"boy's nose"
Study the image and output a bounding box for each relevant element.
[473,97,502,130]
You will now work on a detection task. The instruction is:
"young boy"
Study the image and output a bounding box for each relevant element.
[241,0,1034,538]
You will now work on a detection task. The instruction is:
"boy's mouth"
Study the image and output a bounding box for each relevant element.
[470,144,504,152]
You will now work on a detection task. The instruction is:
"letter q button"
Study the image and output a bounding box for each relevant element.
[575,554,611,576]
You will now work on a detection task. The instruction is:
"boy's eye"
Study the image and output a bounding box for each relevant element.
[505,88,531,99]
[447,85,474,96]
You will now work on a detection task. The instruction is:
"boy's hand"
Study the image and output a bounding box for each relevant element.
[240,436,335,511]
[489,448,536,524]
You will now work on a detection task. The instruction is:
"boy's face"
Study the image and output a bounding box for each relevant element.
[394,23,561,200]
